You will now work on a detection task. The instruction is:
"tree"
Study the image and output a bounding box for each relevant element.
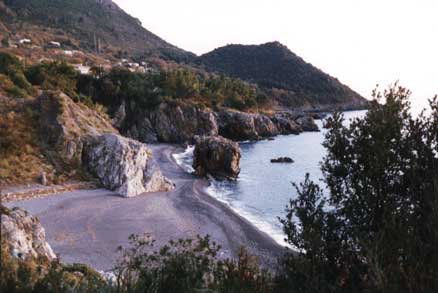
[279,84,438,292]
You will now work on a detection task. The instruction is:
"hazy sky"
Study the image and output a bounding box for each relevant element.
[114,0,437,111]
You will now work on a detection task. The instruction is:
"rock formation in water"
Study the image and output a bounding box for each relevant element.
[83,134,174,197]
[217,110,260,141]
[217,109,311,140]
[295,115,320,132]
[1,205,56,261]
[253,114,280,137]
[271,157,294,163]
[192,135,241,180]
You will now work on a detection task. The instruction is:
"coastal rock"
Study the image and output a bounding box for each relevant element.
[308,112,328,120]
[118,99,319,143]
[253,114,279,137]
[151,103,218,143]
[271,157,294,163]
[271,114,302,135]
[295,115,319,132]
[217,109,259,141]
[218,110,307,139]
[124,102,218,143]
[193,135,241,180]
[83,134,174,197]
[1,205,56,261]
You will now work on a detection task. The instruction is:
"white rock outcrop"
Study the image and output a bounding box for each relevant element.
[83,134,174,197]
[1,207,56,260]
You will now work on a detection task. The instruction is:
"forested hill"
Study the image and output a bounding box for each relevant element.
[1,0,195,62]
[198,42,367,109]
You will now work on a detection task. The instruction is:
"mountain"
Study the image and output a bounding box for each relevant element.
[1,0,195,62]
[198,42,367,109]
[0,0,366,109]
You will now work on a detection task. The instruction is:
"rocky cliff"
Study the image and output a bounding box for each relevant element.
[115,101,318,144]
[38,92,173,197]
[193,135,241,180]
[38,92,117,168]
[217,109,307,140]
[120,102,218,143]
[1,205,56,261]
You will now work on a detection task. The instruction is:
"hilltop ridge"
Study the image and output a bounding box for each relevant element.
[1,0,195,61]
[0,0,367,110]
[198,42,367,109]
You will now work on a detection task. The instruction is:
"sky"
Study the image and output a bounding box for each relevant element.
[114,0,438,112]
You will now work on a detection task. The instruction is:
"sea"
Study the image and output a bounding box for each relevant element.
[173,110,367,246]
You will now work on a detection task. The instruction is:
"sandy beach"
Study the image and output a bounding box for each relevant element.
[5,144,284,271]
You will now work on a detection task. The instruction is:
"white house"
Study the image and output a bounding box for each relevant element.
[49,41,61,48]
[19,38,31,44]
[74,64,91,75]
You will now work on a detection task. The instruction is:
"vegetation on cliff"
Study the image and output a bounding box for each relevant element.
[0,53,113,186]
[78,66,268,112]
[0,52,34,98]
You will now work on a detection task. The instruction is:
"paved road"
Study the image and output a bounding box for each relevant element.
[6,144,284,271]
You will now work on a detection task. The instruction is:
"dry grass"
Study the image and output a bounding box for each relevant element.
[0,21,116,66]
[0,93,109,188]
[0,96,53,186]
[57,93,116,138]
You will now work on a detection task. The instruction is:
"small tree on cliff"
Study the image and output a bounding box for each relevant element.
[279,84,438,292]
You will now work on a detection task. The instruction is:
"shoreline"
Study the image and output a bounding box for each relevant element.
[5,144,285,271]
[172,144,291,248]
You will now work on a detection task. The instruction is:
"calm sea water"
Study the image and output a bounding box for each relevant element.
[174,110,367,246]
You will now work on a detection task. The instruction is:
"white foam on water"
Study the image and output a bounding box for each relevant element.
[173,145,292,248]
[205,180,292,248]
[172,145,195,173]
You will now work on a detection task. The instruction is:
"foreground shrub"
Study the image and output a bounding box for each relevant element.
[115,234,274,293]
[279,85,438,292]
[0,238,107,292]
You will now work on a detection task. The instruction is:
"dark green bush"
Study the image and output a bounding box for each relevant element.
[115,234,274,293]
[0,52,32,95]
[279,85,438,292]
[26,61,78,98]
